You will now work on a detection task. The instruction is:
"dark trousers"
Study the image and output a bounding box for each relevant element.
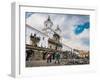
[47,58,52,63]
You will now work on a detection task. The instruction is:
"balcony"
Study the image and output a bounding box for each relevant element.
[30,35,40,42]
[48,38,62,47]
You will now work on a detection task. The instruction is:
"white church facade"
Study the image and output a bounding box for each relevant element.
[26,15,71,51]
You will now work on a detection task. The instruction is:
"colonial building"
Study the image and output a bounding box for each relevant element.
[26,15,62,51]
[25,15,73,62]
[26,24,49,48]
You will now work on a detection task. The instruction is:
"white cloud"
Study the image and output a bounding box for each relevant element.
[62,29,89,50]
[26,13,46,31]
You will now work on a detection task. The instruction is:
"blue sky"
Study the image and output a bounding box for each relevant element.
[26,12,90,50]
[26,12,33,18]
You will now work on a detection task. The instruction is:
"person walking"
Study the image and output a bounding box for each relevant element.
[55,51,60,64]
[46,52,52,63]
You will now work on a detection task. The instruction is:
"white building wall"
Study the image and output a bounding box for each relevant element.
[26,25,71,52]
[38,34,49,48]
[26,25,49,48]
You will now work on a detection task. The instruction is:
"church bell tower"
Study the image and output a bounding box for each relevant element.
[42,15,54,37]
